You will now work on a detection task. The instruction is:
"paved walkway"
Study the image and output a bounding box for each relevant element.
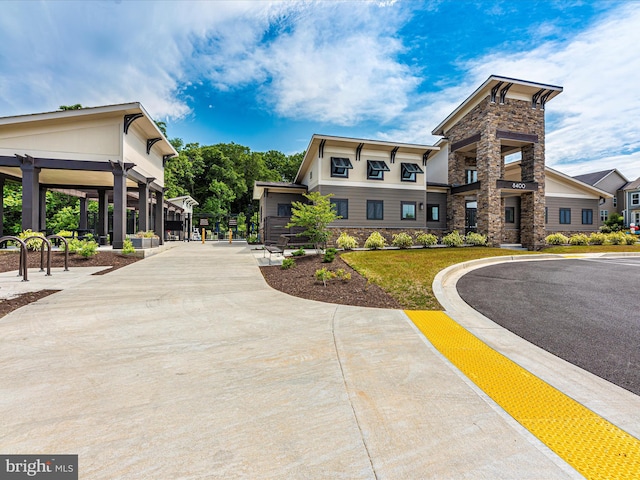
[0,243,635,478]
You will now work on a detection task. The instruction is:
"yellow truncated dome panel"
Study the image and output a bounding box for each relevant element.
[406,310,640,480]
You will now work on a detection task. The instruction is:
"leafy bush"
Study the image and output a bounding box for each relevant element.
[442,231,465,247]
[624,234,637,245]
[335,269,351,281]
[247,234,259,244]
[568,234,589,246]
[67,238,83,253]
[545,233,568,245]
[56,230,74,238]
[391,232,413,249]
[291,248,306,257]
[136,230,157,238]
[77,240,98,258]
[315,267,335,286]
[588,232,607,245]
[336,232,358,250]
[18,229,46,251]
[281,258,296,269]
[607,232,626,245]
[465,232,487,246]
[415,232,438,247]
[364,231,387,250]
[122,239,136,254]
[604,212,624,231]
[322,248,337,263]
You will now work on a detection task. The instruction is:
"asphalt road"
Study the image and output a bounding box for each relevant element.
[456,257,640,396]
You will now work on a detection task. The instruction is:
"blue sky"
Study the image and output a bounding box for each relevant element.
[2,0,639,180]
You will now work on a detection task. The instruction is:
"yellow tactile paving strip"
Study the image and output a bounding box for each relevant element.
[406,310,640,479]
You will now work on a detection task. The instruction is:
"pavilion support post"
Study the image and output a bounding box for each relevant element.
[98,189,109,242]
[138,182,149,232]
[154,189,164,245]
[79,197,88,230]
[39,188,47,232]
[0,176,5,238]
[111,163,129,249]
[19,156,41,232]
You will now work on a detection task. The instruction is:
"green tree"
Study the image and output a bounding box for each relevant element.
[59,104,83,110]
[286,192,339,250]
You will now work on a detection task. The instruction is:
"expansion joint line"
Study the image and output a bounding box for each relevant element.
[330,306,379,480]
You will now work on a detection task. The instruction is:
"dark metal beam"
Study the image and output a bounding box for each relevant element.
[540,90,553,110]
[499,82,513,104]
[318,139,326,158]
[490,81,503,103]
[496,130,538,143]
[451,133,481,152]
[422,150,431,166]
[355,143,364,162]
[531,88,544,109]
[451,181,481,195]
[390,146,399,164]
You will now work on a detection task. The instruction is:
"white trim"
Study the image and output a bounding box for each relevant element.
[319,180,425,190]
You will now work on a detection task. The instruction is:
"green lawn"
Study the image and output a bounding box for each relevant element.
[341,244,640,310]
[341,247,533,310]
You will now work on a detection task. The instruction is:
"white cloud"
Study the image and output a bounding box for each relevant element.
[383,3,640,180]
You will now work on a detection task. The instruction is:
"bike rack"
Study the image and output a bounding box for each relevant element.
[19,235,53,276]
[46,235,70,272]
[0,236,29,281]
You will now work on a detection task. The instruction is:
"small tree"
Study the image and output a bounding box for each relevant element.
[286,192,339,250]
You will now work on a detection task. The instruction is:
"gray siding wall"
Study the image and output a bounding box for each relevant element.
[317,185,426,228]
[596,173,627,194]
[263,192,307,218]
[545,197,600,232]
[426,192,447,229]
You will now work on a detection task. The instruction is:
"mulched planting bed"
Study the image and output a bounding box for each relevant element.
[260,253,401,309]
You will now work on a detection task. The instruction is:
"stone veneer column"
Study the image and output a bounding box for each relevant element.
[520,143,546,249]
[476,123,503,247]
[447,151,466,233]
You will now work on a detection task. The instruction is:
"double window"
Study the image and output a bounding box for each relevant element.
[401,202,416,220]
[366,200,384,220]
[330,157,353,178]
[401,163,424,182]
[277,203,292,217]
[465,169,478,184]
[632,193,640,206]
[600,210,609,222]
[330,198,348,219]
[559,208,571,225]
[582,209,593,225]
[367,160,390,180]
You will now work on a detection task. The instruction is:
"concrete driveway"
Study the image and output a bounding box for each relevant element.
[0,242,578,479]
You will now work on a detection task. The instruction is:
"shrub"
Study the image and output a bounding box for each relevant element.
[624,234,637,245]
[569,234,589,246]
[364,231,387,250]
[56,230,74,238]
[247,234,259,244]
[281,258,296,269]
[607,232,626,245]
[18,229,46,251]
[291,248,306,257]
[336,232,358,250]
[67,238,83,253]
[415,233,438,247]
[465,232,488,246]
[391,232,413,249]
[77,240,98,258]
[335,269,351,281]
[588,232,607,245]
[545,233,568,245]
[442,231,465,247]
[314,267,336,286]
[136,230,157,238]
[122,238,136,254]
[322,248,337,263]
[599,225,612,233]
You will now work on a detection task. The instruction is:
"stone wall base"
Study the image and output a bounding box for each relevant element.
[502,229,521,244]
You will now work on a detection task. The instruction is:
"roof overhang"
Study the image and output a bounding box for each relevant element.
[295,134,439,183]
[432,76,563,137]
[252,182,308,200]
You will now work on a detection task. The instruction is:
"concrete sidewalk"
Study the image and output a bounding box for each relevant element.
[1,242,582,478]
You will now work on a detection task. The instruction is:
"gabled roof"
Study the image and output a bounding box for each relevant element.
[432,75,563,136]
[252,181,307,200]
[572,169,617,186]
[622,177,640,191]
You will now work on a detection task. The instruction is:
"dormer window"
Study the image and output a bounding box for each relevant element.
[330,157,353,178]
[401,163,424,182]
[367,160,390,180]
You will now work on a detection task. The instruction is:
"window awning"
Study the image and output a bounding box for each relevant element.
[401,163,424,174]
[331,157,353,169]
[368,160,390,172]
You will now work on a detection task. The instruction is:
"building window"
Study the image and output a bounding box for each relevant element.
[330,198,348,219]
[401,163,423,182]
[600,210,609,222]
[559,208,571,224]
[545,207,548,224]
[367,160,390,180]
[632,193,640,206]
[613,197,617,207]
[582,209,593,225]
[427,204,440,222]
[505,207,515,223]
[366,200,384,220]
[401,202,416,220]
[330,157,353,178]
[277,203,292,217]
[465,169,478,184]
